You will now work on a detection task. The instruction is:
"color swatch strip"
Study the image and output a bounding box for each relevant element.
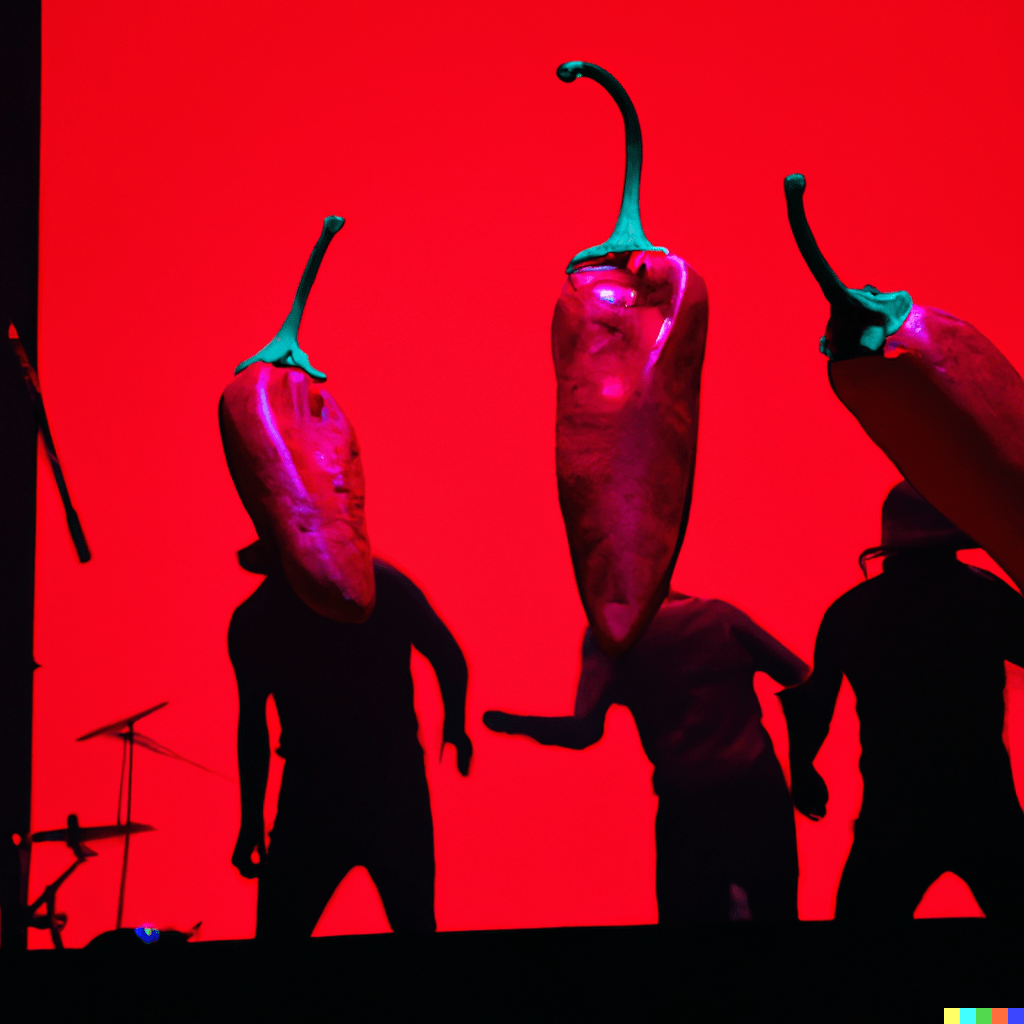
[944,1011,1018,1023]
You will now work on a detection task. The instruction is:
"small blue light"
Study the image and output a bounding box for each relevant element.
[134,924,160,944]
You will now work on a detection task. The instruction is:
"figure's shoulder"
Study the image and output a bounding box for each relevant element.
[963,564,1024,607]
[681,597,763,633]
[652,595,737,642]
[373,558,421,597]
[660,593,713,614]
[964,562,1015,589]
[372,559,436,619]
[230,579,274,626]
[228,579,285,663]
[700,597,745,621]
[821,577,880,623]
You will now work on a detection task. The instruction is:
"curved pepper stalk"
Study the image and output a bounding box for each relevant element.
[553,63,708,657]
[235,215,345,381]
[785,172,1024,595]
[220,218,375,623]
[784,174,911,357]
[558,62,668,272]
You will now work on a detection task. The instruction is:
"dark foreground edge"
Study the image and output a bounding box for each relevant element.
[1,920,1020,1014]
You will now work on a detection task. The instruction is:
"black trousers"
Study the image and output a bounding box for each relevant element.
[836,797,1024,920]
[655,752,799,924]
[256,763,437,938]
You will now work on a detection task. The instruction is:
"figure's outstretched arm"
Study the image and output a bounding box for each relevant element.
[482,708,607,749]
[229,616,272,877]
[484,629,615,750]
[727,603,810,688]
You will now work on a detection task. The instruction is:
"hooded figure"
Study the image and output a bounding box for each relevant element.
[856,481,978,574]
[782,481,1024,919]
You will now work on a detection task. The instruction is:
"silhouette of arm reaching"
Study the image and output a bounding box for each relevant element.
[778,603,845,821]
[483,630,615,749]
[228,609,271,877]
[385,564,473,776]
[727,604,810,687]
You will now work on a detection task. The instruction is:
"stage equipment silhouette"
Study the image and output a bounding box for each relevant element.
[7,325,90,562]
[77,701,226,928]
[228,549,472,938]
[26,815,154,948]
[485,593,809,923]
[782,481,1024,919]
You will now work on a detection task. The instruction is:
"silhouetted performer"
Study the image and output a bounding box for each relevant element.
[485,594,808,923]
[782,481,1024,919]
[229,546,472,937]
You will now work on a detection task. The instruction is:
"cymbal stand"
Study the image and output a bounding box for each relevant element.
[115,722,137,929]
[25,852,89,950]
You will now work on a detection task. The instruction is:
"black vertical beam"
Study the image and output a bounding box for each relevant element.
[0,1,41,950]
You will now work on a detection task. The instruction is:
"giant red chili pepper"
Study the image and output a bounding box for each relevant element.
[553,62,708,656]
[219,216,375,622]
[785,173,1024,592]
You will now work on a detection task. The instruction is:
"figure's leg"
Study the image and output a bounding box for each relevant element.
[730,758,799,922]
[655,791,730,924]
[834,818,939,921]
[363,773,437,934]
[256,785,355,940]
[952,804,1024,920]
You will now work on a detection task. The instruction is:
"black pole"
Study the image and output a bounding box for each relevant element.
[116,726,136,929]
[0,1,41,950]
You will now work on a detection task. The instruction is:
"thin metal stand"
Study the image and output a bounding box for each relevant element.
[25,853,88,950]
[115,722,136,929]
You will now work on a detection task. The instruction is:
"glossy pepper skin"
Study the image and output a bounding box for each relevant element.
[554,63,708,656]
[786,174,1024,592]
[219,217,375,623]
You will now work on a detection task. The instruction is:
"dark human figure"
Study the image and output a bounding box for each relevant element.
[229,546,472,938]
[484,594,808,923]
[782,481,1024,920]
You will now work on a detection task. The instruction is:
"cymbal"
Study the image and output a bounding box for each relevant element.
[31,822,156,843]
[77,702,169,741]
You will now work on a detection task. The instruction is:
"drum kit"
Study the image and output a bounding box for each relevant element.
[26,701,229,948]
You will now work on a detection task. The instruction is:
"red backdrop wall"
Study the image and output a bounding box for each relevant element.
[28,0,1024,946]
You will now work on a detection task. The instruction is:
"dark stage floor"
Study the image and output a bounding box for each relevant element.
[1,920,1018,1015]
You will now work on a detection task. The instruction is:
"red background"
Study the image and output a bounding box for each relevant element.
[28,0,1024,946]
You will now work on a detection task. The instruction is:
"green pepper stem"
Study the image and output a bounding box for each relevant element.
[235,215,345,381]
[783,175,859,316]
[784,175,914,357]
[558,61,667,272]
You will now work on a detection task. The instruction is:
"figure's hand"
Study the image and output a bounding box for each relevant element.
[791,763,829,821]
[232,821,266,878]
[482,710,522,735]
[443,729,473,776]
